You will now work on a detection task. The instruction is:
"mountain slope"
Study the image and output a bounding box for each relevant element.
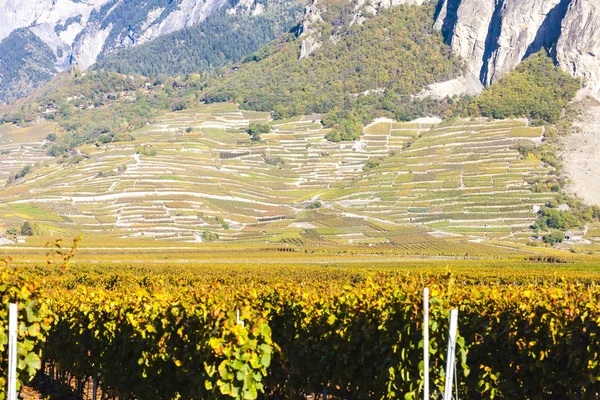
[204,3,465,123]
[2,0,599,105]
[0,29,58,103]
[473,51,581,123]
[0,0,302,103]
[93,1,303,76]
[0,104,564,246]
[0,0,267,69]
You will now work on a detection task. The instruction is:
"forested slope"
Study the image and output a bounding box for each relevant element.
[473,51,581,123]
[203,3,465,127]
[0,29,57,104]
[94,0,303,76]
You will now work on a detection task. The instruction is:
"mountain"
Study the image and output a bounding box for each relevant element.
[2,0,599,105]
[0,29,58,103]
[93,0,303,77]
[434,0,600,98]
[0,0,302,103]
[290,0,599,99]
[0,104,577,245]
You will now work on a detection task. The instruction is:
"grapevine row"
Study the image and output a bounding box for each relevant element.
[3,263,600,398]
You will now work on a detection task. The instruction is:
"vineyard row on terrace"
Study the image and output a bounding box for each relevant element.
[2,262,600,399]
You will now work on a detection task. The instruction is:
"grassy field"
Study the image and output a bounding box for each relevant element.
[0,232,595,266]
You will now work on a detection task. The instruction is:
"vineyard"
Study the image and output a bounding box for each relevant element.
[3,249,600,399]
[0,123,53,186]
[0,105,562,250]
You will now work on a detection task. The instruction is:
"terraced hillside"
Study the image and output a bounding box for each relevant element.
[323,119,553,241]
[0,123,53,183]
[0,104,557,246]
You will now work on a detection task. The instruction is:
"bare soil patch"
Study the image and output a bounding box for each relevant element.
[562,97,600,205]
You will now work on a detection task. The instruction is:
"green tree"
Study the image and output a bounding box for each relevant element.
[307,201,322,209]
[326,121,362,142]
[20,221,33,236]
[248,123,271,142]
[543,230,565,246]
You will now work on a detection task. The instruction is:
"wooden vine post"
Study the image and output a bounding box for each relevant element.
[423,288,429,400]
[236,309,245,328]
[443,309,458,400]
[7,303,18,400]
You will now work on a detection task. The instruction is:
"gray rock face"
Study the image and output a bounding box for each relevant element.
[418,72,484,99]
[0,0,109,43]
[299,0,324,59]
[435,0,600,97]
[0,0,263,71]
[434,0,496,81]
[556,0,600,99]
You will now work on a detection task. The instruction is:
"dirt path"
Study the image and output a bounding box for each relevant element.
[562,98,600,205]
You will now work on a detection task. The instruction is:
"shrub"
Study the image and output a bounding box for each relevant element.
[307,201,322,209]
[98,132,135,144]
[543,230,565,246]
[136,145,157,156]
[9,164,32,183]
[248,123,271,142]
[364,158,384,170]
[202,231,219,242]
[216,216,229,230]
[264,155,284,166]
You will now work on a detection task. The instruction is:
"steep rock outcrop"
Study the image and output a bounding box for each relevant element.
[0,0,108,43]
[434,0,496,81]
[299,0,324,59]
[435,0,600,97]
[556,0,600,98]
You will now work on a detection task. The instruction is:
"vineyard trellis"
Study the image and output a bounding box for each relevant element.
[3,249,600,398]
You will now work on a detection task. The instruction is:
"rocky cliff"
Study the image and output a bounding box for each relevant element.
[555,0,600,98]
[434,0,600,98]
